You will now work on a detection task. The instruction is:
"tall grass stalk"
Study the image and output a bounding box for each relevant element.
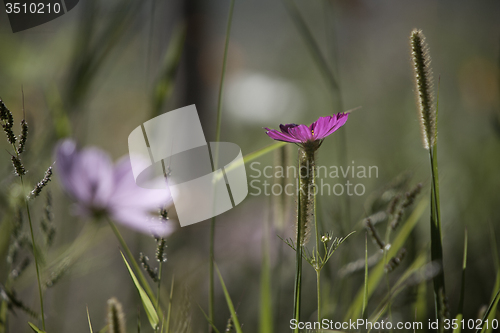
[24,195,45,330]
[410,29,447,331]
[1,96,45,330]
[209,1,235,330]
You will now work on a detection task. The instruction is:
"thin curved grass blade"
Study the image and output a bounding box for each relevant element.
[215,264,243,333]
[120,252,159,330]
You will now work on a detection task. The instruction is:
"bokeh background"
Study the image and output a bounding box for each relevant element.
[1,0,500,332]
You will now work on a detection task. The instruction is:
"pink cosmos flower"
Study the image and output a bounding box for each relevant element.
[265,112,349,150]
[55,139,174,237]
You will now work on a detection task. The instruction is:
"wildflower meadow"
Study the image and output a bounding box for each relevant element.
[1,1,500,332]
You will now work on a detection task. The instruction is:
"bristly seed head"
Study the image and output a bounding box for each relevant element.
[365,218,385,250]
[410,29,436,149]
[296,148,315,246]
[28,166,52,200]
[1,99,16,145]
[107,297,126,333]
[11,156,26,176]
[17,119,28,154]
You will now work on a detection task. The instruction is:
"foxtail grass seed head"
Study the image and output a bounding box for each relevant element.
[410,29,436,149]
[390,209,404,230]
[107,297,126,333]
[10,257,30,281]
[0,287,38,319]
[296,148,315,246]
[402,183,423,208]
[17,119,28,154]
[156,209,168,262]
[0,99,16,145]
[140,253,158,282]
[45,257,71,288]
[11,156,26,176]
[387,194,401,215]
[365,218,385,250]
[41,192,56,247]
[385,248,407,273]
[156,237,167,263]
[439,288,450,321]
[225,317,234,332]
[29,166,52,199]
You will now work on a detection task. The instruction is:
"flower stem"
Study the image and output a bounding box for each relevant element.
[316,270,321,323]
[311,150,322,323]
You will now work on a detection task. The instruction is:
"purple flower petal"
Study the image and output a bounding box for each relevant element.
[265,128,301,143]
[55,140,174,236]
[264,112,349,147]
[110,208,175,237]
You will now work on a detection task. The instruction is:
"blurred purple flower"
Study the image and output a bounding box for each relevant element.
[265,112,349,150]
[55,139,174,237]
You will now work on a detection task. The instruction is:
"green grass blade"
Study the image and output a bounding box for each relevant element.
[362,232,368,319]
[198,304,222,333]
[259,218,273,333]
[345,199,427,320]
[87,306,94,333]
[477,288,500,333]
[281,0,339,93]
[209,2,236,328]
[215,264,243,333]
[243,142,287,164]
[368,251,427,324]
[215,142,287,179]
[120,252,159,330]
[151,23,186,117]
[484,223,500,333]
[28,322,45,333]
[458,229,468,317]
[108,220,156,302]
[165,276,174,333]
[451,230,468,333]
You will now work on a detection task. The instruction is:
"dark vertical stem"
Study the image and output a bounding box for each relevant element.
[429,147,446,332]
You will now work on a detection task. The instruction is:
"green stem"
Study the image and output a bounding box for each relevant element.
[165,276,174,333]
[214,0,235,145]
[293,151,303,333]
[156,261,162,316]
[209,217,215,331]
[24,191,45,331]
[316,270,321,323]
[311,150,322,322]
[209,1,235,330]
[429,147,446,332]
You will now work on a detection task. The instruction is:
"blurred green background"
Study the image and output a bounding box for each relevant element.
[1,0,500,332]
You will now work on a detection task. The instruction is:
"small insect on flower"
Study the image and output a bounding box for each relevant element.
[264,112,348,152]
[55,139,175,236]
